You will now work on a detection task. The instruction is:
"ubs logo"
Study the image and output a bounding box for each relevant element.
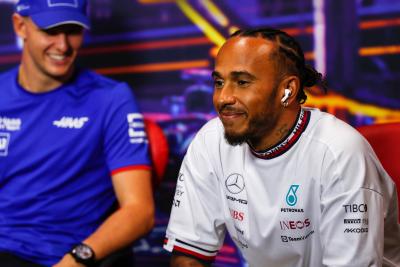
[225,173,245,194]
[286,184,299,206]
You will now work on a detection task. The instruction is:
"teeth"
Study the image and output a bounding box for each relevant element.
[49,54,65,61]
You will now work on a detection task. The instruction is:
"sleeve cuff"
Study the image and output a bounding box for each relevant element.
[111,165,151,176]
[164,237,218,262]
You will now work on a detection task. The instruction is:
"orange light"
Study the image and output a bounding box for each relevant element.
[360,45,400,56]
[80,37,211,55]
[360,18,400,29]
[282,26,314,36]
[95,60,209,74]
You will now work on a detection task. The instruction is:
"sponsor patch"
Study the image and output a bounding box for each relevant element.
[127,113,148,144]
[0,132,10,156]
[286,184,299,206]
[0,117,21,131]
[53,116,89,129]
[48,0,78,8]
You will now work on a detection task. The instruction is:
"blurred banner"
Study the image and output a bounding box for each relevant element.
[1,0,399,266]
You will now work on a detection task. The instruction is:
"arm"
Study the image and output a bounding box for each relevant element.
[54,169,154,266]
[319,138,388,266]
[164,121,226,266]
[171,255,208,267]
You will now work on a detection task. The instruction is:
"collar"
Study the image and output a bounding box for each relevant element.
[249,108,311,159]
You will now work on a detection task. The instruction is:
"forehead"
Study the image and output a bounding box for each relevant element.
[215,36,276,75]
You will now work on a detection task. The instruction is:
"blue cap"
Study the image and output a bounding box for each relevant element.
[15,0,90,30]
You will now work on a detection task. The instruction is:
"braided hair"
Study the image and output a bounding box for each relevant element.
[230,28,327,104]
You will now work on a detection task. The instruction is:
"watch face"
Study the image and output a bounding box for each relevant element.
[74,244,93,260]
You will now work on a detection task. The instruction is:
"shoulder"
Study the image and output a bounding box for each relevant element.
[184,117,227,159]
[191,117,224,147]
[303,109,392,190]
[304,108,369,157]
[73,69,134,98]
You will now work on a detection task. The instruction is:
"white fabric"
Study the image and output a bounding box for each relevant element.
[164,108,400,267]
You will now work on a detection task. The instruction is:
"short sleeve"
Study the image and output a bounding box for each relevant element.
[103,83,150,173]
[164,129,226,263]
[319,141,397,266]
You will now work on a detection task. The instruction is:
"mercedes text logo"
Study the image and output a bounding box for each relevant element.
[225,173,245,194]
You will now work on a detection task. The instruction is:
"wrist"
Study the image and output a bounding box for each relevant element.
[69,243,96,267]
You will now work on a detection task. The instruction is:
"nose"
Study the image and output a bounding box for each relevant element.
[215,83,236,106]
[53,33,69,52]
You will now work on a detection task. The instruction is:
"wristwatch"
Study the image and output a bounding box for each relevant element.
[69,243,96,266]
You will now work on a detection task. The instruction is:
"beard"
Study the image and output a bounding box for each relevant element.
[223,109,279,147]
[221,86,280,147]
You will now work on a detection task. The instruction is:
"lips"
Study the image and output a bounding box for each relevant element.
[48,54,66,61]
[218,106,246,123]
[47,52,73,66]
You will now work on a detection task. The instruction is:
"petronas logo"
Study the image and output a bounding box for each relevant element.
[286,185,299,206]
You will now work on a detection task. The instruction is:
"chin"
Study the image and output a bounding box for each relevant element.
[224,129,248,146]
[47,67,74,80]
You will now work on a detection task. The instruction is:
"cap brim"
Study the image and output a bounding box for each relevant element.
[31,10,90,30]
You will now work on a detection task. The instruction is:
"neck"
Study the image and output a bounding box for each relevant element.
[18,61,73,93]
[249,105,301,151]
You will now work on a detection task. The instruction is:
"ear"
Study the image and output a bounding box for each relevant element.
[279,75,300,105]
[12,13,28,39]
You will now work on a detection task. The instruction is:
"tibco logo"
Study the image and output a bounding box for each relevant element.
[280,219,311,230]
[343,204,367,213]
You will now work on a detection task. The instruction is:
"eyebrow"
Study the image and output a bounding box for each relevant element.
[211,71,256,80]
[231,71,256,80]
[211,71,221,78]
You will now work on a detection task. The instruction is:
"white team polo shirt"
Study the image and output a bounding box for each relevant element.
[164,108,400,267]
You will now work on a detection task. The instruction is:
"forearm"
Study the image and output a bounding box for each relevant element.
[171,255,209,267]
[83,203,154,260]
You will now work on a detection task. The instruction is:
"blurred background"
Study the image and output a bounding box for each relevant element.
[1,0,399,266]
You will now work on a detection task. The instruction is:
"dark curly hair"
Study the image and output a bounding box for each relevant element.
[230,28,327,104]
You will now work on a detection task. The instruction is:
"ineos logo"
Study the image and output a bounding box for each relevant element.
[225,173,245,194]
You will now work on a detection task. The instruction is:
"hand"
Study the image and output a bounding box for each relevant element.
[52,253,85,267]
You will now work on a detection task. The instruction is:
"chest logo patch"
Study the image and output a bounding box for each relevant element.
[225,173,245,194]
[0,117,21,131]
[286,184,300,206]
[0,132,10,156]
[53,117,89,129]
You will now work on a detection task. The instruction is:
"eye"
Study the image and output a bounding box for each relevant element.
[238,80,249,86]
[213,79,224,89]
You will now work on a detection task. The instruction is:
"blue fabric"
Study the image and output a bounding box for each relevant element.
[0,67,150,266]
[15,0,90,29]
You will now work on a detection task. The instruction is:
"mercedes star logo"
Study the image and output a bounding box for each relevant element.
[225,173,245,194]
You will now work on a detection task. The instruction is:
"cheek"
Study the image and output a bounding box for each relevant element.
[69,36,84,50]
[212,90,220,107]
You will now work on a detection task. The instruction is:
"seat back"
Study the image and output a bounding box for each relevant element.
[357,122,400,220]
[144,118,169,188]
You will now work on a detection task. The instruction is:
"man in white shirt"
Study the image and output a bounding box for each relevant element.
[163,28,400,267]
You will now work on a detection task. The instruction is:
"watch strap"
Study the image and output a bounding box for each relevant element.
[69,243,96,267]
